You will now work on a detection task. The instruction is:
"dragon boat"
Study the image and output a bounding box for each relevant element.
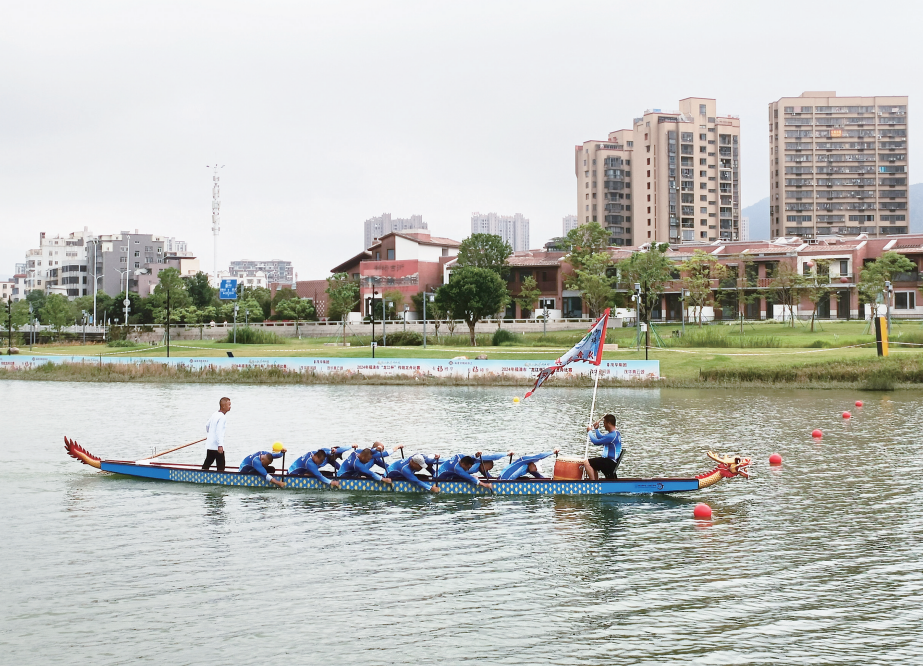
[64,437,751,496]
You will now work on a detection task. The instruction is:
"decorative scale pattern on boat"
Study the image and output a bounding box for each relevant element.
[167,469,606,494]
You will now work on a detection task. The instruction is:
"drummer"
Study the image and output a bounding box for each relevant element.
[499,449,559,480]
[583,414,622,480]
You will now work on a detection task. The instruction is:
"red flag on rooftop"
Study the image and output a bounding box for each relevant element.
[523,308,609,399]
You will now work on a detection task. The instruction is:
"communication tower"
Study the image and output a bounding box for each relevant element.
[206,164,225,276]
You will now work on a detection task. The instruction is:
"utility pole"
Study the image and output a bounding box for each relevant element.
[207,164,225,277]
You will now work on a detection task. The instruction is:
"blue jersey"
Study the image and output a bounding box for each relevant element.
[337,452,385,482]
[435,455,481,486]
[386,457,433,491]
[589,429,621,460]
[499,451,553,480]
[239,451,284,480]
[464,452,506,479]
[320,446,353,471]
[287,451,333,485]
[370,448,391,471]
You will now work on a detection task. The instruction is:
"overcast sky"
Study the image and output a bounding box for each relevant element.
[2,0,921,280]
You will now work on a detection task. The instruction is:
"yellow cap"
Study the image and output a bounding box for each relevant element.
[513,397,520,403]
[272,442,284,452]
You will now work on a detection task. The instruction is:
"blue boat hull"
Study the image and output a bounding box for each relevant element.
[99,461,702,495]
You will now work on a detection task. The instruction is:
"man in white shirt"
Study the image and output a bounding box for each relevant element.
[202,397,231,471]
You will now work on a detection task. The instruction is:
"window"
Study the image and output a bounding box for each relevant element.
[519,270,532,282]
[134,262,140,269]
[700,183,707,190]
[699,104,706,115]
[538,298,555,310]
[700,195,707,202]
[699,146,706,153]
[387,249,395,260]
[647,158,650,165]
[375,252,381,260]
[839,260,848,275]
[895,292,916,310]
[700,231,708,238]
[699,133,707,141]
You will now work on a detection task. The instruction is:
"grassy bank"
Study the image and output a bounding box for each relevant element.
[3,321,921,389]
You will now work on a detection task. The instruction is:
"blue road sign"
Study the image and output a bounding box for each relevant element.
[219,278,239,300]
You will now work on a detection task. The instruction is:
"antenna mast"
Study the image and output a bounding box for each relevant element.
[207,164,225,277]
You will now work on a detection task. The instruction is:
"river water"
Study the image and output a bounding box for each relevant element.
[2,380,922,665]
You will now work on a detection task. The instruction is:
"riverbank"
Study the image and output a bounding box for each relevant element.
[2,352,921,390]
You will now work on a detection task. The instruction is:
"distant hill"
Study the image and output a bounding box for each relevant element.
[741,183,922,240]
[741,197,770,241]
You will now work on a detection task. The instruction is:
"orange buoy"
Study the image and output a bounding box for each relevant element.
[843,411,851,419]
[769,453,782,466]
[812,429,823,438]
[693,503,712,519]
[855,400,863,407]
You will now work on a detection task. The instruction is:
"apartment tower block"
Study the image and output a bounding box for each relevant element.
[769,92,909,239]
[576,97,741,245]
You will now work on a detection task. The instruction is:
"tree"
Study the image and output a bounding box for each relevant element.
[766,263,805,326]
[801,259,832,332]
[383,289,404,319]
[25,290,46,315]
[40,294,73,332]
[456,234,513,278]
[728,253,761,333]
[858,251,916,314]
[326,273,360,322]
[271,287,297,313]
[617,243,674,322]
[565,253,615,318]
[109,291,142,325]
[186,271,217,309]
[10,300,31,329]
[150,268,192,323]
[274,298,316,321]
[434,266,508,345]
[564,222,610,272]
[513,275,542,318]
[680,250,728,325]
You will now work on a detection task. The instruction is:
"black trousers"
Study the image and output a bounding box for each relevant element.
[202,449,226,471]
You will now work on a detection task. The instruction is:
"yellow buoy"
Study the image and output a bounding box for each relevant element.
[513,397,520,403]
[272,442,285,452]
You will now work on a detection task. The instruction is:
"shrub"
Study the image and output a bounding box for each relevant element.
[375,331,423,346]
[861,368,897,391]
[107,339,139,347]
[492,329,521,346]
[221,327,286,345]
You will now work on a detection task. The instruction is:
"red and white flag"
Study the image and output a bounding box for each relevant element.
[523,308,609,399]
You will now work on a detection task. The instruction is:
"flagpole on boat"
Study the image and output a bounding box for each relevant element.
[143,437,207,461]
[583,366,601,461]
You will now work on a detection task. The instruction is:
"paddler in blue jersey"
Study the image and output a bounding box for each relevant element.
[584,414,622,480]
[386,454,440,493]
[435,455,493,491]
[321,445,356,472]
[239,444,287,488]
[337,448,393,485]
[287,450,341,488]
[499,449,560,480]
[465,451,514,479]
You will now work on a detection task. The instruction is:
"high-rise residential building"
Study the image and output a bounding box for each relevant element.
[24,229,92,299]
[470,212,530,251]
[363,213,428,250]
[228,259,293,284]
[562,215,580,235]
[739,216,750,242]
[768,92,909,239]
[14,263,26,275]
[576,97,741,245]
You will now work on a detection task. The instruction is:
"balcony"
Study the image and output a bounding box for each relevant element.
[891,272,920,283]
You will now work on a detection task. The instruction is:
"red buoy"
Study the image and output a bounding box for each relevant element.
[855,400,863,408]
[769,453,782,466]
[812,429,823,438]
[693,503,712,519]
[843,411,851,419]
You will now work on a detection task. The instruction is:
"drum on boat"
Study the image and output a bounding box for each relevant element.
[553,456,585,481]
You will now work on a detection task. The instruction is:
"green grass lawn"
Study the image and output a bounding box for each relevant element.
[18,320,923,383]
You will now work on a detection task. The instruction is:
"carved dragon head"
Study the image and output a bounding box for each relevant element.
[706,451,752,479]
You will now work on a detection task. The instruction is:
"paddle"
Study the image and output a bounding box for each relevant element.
[146,437,206,460]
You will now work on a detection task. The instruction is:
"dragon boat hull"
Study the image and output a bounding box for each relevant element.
[66,438,750,496]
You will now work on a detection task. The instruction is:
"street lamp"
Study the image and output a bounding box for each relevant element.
[403,304,409,332]
[233,303,239,344]
[884,280,893,334]
[382,297,393,346]
[422,291,435,348]
[28,303,34,350]
[634,282,641,352]
[370,289,379,358]
[680,288,688,335]
[82,310,87,346]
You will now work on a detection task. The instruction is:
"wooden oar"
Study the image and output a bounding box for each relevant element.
[146,438,206,460]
